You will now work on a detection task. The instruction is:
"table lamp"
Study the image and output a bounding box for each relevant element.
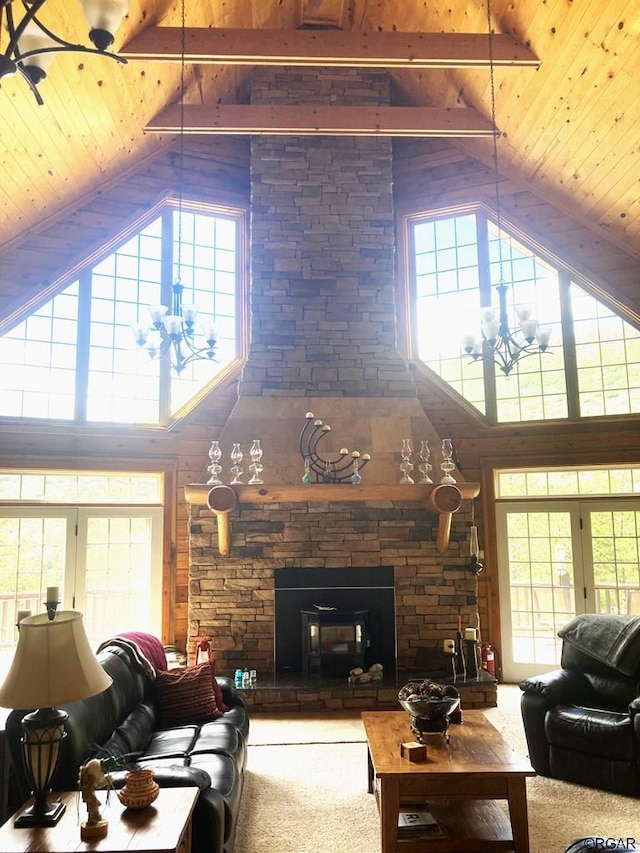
[0,610,112,827]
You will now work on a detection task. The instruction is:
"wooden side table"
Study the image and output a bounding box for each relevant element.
[0,787,199,853]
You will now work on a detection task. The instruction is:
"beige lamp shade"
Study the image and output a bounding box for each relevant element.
[0,611,112,709]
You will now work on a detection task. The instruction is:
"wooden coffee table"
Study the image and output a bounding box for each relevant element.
[361,710,535,853]
[0,786,199,853]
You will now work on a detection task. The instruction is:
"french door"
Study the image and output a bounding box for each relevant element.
[497,499,640,682]
[0,505,163,665]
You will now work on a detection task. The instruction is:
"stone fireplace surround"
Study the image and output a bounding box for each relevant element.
[186,66,497,711]
[187,485,496,711]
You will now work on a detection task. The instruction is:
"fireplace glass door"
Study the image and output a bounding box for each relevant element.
[302,609,369,676]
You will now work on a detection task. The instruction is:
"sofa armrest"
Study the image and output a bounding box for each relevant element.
[217,676,245,710]
[629,696,640,714]
[519,667,595,706]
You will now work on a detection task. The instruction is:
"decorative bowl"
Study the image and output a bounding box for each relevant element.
[398,680,460,742]
[117,768,160,809]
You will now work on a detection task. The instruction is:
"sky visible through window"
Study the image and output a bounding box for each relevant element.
[0,205,240,425]
[411,209,640,423]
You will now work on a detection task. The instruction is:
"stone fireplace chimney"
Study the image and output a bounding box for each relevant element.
[187,68,487,706]
[218,66,444,483]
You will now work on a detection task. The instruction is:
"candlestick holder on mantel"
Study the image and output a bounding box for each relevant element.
[299,412,371,484]
[187,481,479,558]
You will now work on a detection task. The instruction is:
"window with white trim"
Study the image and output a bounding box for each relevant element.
[0,202,244,425]
[408,208,640,424]
[0,470,164,675]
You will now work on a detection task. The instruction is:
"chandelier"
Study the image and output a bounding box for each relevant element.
[131,0,217,376]
[0,0,129,105]
[131,282,218,375]
[463,0,551,377]
[463,282,551,376]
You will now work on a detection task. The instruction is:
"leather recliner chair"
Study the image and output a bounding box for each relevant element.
[519,613,640,797]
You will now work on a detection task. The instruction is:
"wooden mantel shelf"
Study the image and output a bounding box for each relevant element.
[184,482,480,505]
[185,482,480,556]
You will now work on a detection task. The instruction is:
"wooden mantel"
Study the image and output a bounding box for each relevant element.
[185,482,480,556]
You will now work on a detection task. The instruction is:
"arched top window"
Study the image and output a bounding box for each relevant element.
[406,206,640,424]
[0,200,246,426]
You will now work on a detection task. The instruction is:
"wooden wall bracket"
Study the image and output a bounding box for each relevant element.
[206,485,238,556]
[186,482,479,556]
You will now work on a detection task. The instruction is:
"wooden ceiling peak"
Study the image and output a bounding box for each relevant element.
[121,27,540,69]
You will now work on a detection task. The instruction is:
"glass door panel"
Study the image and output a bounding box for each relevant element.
[76,508,163,649]
[581,503,640,615]
[0,508,76,677]
[497,498,640,682]
[496,502,585,682]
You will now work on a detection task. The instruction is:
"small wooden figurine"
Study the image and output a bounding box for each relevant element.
[78,758,110,840]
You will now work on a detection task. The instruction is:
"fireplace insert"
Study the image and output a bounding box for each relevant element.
[301,607,370,676]
[274,566,396,677]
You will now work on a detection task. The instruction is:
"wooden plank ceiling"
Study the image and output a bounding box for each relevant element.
[0,0,639,277]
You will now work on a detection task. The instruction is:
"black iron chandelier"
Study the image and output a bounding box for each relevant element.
[463,0,551,377]
[130,0,217,376]
[0,0,128,105]
[131,281,218,375]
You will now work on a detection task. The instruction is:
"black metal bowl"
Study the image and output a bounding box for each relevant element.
[398,694,460,719]
[398,681,460,741]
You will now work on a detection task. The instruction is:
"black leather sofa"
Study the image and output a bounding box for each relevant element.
[5,638,249,853]
[519,613,640,796]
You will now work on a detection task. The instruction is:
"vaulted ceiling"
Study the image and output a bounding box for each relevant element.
[1,0,639,307]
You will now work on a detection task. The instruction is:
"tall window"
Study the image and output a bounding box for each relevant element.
[0,471,164,674]
[495,465,640,681]
[0,203,243,425]
[409,208,640,424]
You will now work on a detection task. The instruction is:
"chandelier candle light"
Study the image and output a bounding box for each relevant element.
[0,0,129,105]
[462,0,551,376]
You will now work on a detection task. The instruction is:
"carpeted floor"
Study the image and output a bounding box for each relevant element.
[235,685,640,853]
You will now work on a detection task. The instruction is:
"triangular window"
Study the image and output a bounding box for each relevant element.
[0,202,244,425]
[408,208,640,423]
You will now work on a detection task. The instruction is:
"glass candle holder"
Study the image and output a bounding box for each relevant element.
[400,438,414,484]
[207,440,223,485]
[230,443,244,485]
[440,438,456,484]
[418,440,433,484]
[248,439,264,485]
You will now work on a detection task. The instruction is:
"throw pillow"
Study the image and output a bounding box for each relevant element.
[156,662,222,727]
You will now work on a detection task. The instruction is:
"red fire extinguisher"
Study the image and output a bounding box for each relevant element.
[481,643,496,677]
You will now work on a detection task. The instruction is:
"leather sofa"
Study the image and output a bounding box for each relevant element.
[519,613,640,796]
[5,637,249,853]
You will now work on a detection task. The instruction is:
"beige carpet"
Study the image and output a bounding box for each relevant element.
[235,686,640,853]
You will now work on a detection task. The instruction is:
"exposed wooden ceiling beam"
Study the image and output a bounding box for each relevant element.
[122,28,539,68]
[144,104,497,137]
